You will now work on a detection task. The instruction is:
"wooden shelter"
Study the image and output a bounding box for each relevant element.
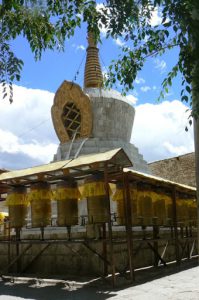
[0,148,197,286]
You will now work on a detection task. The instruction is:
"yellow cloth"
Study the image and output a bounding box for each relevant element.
[112,188,137,201]
[6,193,29,206]
[79,181,112,198]
[53,187,81,200]
[28,189,53,201]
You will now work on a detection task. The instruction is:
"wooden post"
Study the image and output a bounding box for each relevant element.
[16,228,21,273]
[153,224,160,267]
[123,172,134,282]
[104,164,116,287]
[172,187,180,264]
[8,221,11,267]
[40,227,44,241]
[102,223,108,276]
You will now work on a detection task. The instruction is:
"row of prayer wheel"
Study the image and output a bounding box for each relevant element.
[5,175,108,229]
[113,185,197,226]
[6,181,79,229]
[5,178,197,229]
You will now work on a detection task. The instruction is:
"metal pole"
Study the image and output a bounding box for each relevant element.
[104,164,116,287]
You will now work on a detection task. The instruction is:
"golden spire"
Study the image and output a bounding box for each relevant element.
[84,31,103,88]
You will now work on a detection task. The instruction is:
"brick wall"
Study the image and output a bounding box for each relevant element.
[148,152,196,187]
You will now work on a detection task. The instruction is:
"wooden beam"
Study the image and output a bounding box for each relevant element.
[22,243,50,273]
[1,244,32,275]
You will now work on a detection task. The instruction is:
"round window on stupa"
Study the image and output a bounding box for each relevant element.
[61,102,81,139]
[51,80,92,144]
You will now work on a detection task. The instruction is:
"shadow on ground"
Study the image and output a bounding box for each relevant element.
[0,258,198,300]
[0,277,116,300]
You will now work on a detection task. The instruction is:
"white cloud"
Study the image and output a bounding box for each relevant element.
[125,94,138,105]
[150,7,162,26]
[141,86,151,92]
[0,85,58,169]
[132,100,194,162]
[154,59,167,73]
[163,142,192,157]
[96,3,109,37]
[72,44,86,51]
[0,85,194,172]
[0,128,57,163]
[114,38,125,47]
[76,45,86,51]
[135,77,146,84]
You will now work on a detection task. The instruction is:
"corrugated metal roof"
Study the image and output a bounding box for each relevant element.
[0,148,195,195]
[124,168,196,193]
[0,159,71,181]
[65,148,131,169]
[0,148,131,182]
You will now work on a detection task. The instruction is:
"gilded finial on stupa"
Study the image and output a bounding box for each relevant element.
[84,31,103,88]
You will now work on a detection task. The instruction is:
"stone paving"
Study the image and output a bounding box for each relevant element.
[0,263,199,300]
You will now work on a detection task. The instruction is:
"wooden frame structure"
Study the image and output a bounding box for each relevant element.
[0,148,197,287]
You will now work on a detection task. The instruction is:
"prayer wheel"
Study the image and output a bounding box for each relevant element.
[6,186,28,228]
[112,184,138,226]
[188,199,197,226]
[164,195,173,225]
[30,182,52,228]
[137,190,153,225]
[0,212,8,223]
[116,197,125,225]
[54,181,79,226]
[0,212,8,237]
[81,175,109,223]
[151,191,166,225]
[176,199,189,225]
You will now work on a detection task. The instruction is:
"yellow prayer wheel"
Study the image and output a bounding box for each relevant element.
[163,194,174,225]
[54,181,79,226]
[0,212,9,238]
[30,182,52,228]
[137,190,153,225]
[176,199,189,225]
[6,186,28,228]
[81,175,109,223]
[188,199,197,226]
[0,212,8,223]
[112,184,138,226]
[151,191,166,225]
[116,197,125,225]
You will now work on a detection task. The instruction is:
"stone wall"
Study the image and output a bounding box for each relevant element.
[0,227,193,277]
[86,88,135,142]
[148,152,196,187]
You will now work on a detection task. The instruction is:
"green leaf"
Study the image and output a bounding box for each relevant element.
[186,86,191,93]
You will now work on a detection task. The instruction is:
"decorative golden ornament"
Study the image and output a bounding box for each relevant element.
[84,31,103,88]
[51,81,93,143]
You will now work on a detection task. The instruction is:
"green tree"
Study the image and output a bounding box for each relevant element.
[100,0,199,250]
[103,0,199,256]
[0,0,98,102]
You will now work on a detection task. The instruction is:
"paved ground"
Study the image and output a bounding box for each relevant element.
[0,262,199,300]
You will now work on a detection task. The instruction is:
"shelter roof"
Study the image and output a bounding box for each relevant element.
[0,148,196,198]
[0,148,131,187]
[123,168,196,197]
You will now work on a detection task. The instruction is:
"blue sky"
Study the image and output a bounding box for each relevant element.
[0,6,194,170]
[11,21,181,103]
